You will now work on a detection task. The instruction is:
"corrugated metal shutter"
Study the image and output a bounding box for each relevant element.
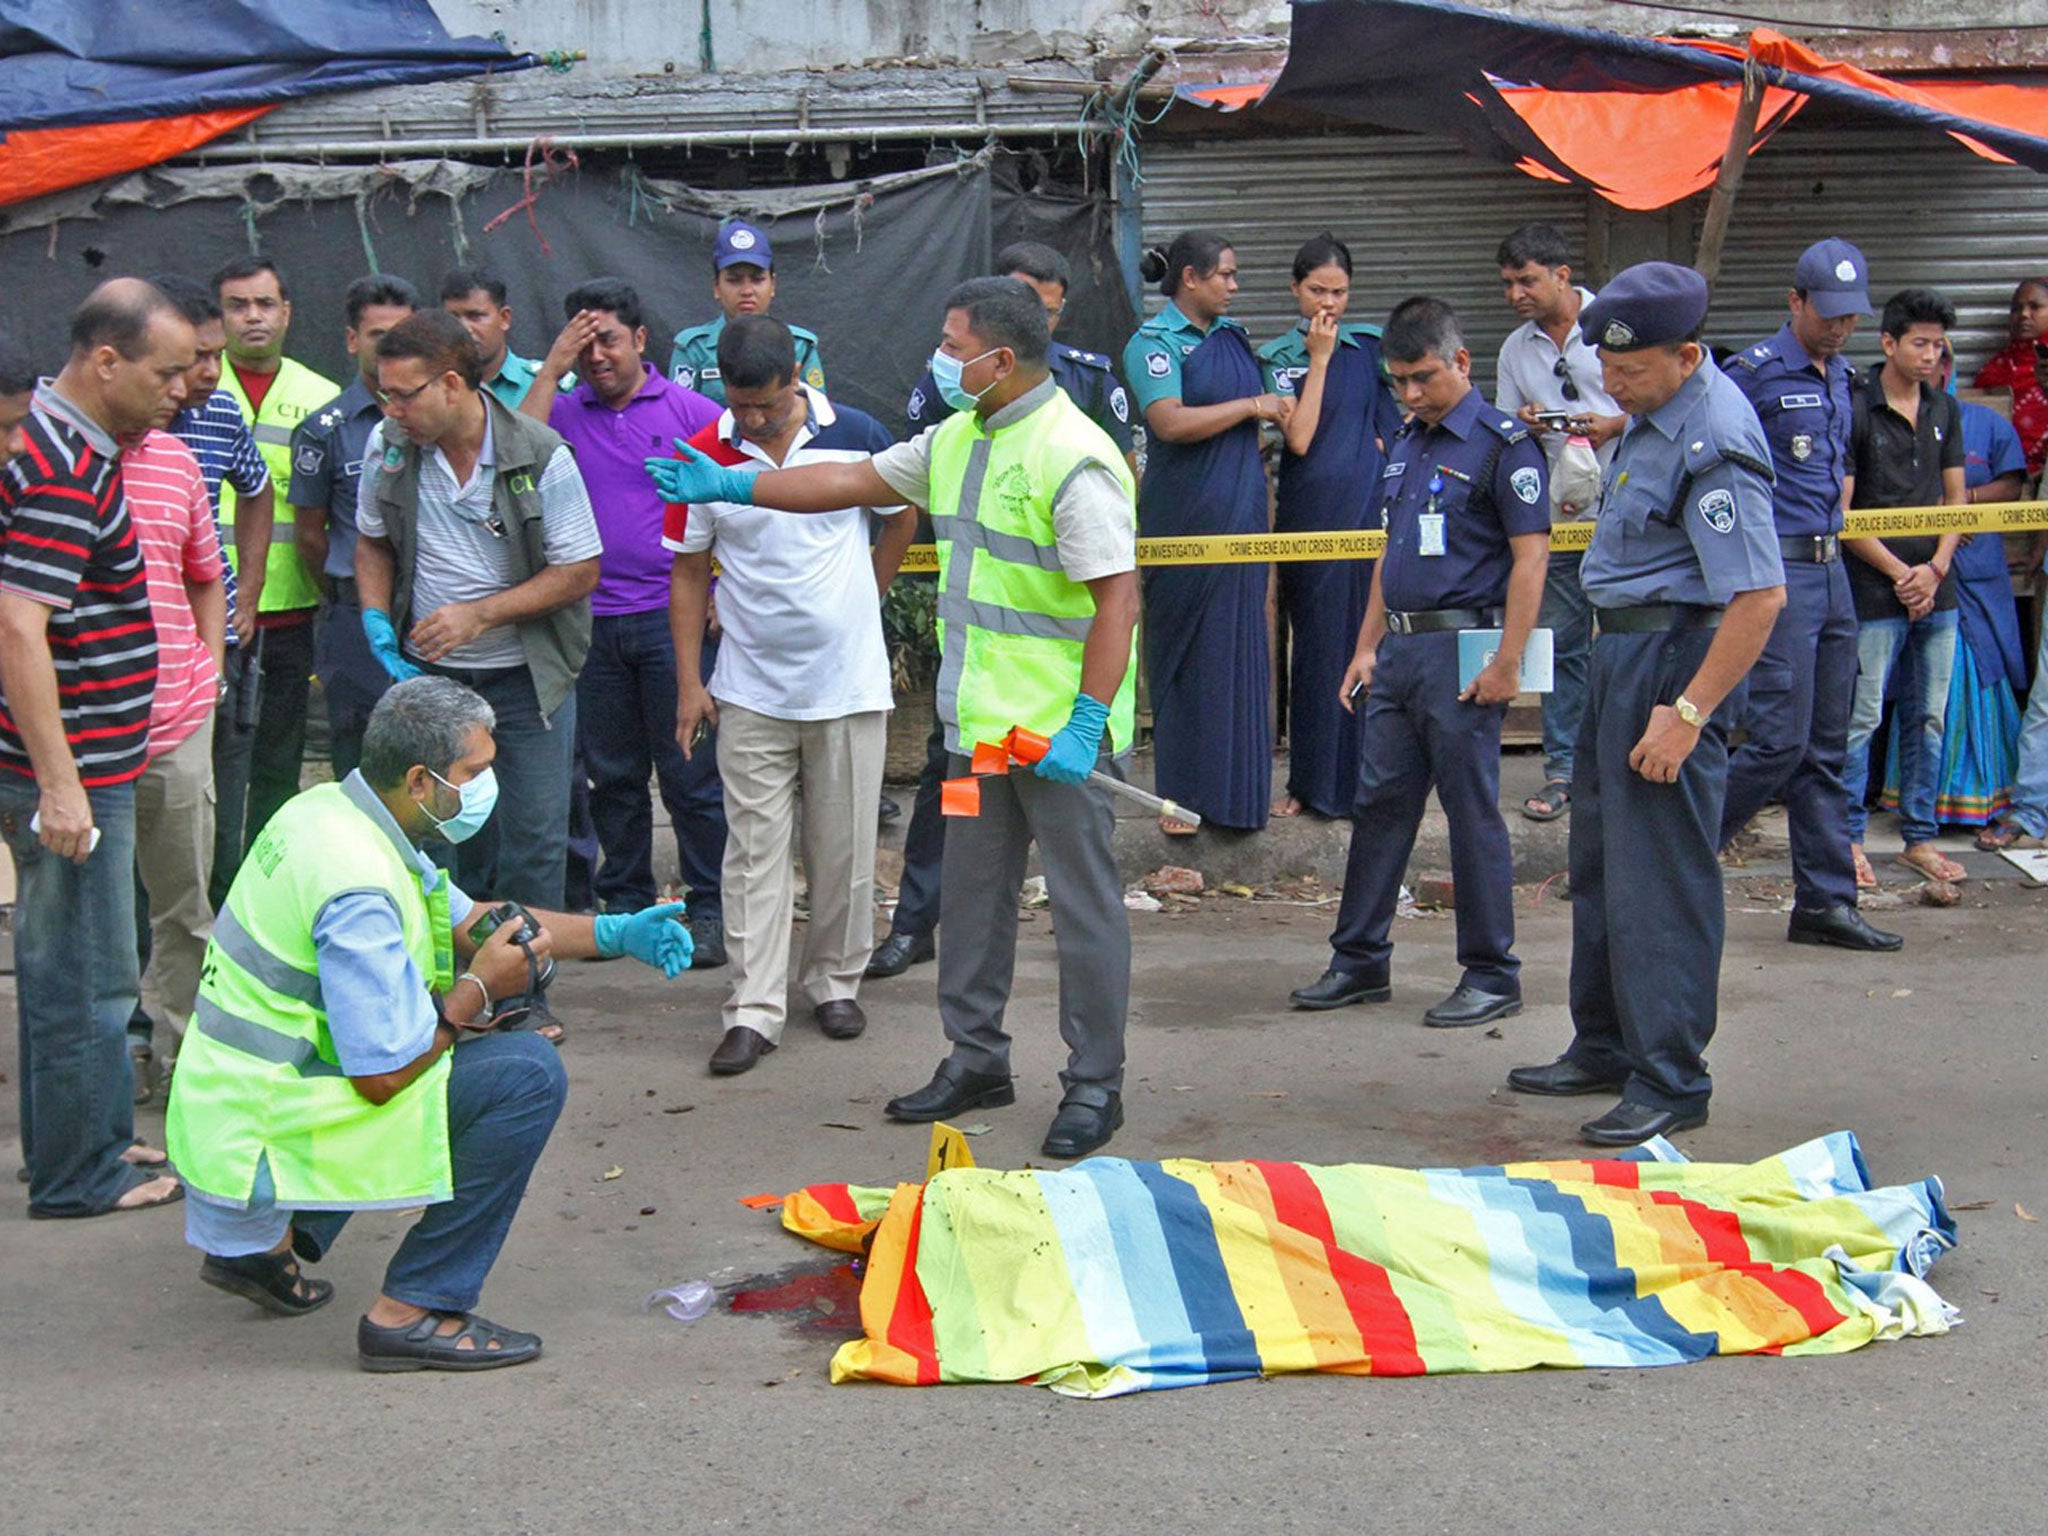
[1694,124,2048,374]
[1138,132,1594,392]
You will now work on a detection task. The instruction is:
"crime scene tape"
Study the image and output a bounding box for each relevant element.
[889,499,2048,574]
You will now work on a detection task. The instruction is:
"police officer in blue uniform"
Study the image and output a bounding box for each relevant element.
[290,274,419,776]
[668,221,826,407]
[1722,239,1902,953]
[871,246,1135,981]
[1507,263,1786,1147]
[1289,298,1550,1026]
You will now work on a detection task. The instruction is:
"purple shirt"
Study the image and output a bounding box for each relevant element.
[550,364,720,615]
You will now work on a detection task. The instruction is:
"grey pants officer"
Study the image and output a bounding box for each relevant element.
[1319,633,1519,1006]
[929,754,1129,1098]
[1506,262,1787,1148]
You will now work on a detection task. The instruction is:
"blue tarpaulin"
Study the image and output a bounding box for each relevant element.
[0,0,536,132]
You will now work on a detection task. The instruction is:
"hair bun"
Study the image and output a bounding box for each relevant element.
[1137,246,1169,285]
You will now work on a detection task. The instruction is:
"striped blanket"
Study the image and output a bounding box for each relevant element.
[780,1133,1956,1397]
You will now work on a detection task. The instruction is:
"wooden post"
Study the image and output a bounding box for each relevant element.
[1694,58,1765,287]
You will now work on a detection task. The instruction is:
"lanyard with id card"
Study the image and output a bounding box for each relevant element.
[1418,469,1447,557]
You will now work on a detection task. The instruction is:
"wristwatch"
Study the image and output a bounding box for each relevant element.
[1673,695,1704,728]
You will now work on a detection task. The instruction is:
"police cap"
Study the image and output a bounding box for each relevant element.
[1580,262,1710,352]
[714,220,773,271]
[1791,237,1872,318]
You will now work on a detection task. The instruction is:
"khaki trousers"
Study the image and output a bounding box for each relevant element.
[135,718,215,1060]
[714,702,886,1043]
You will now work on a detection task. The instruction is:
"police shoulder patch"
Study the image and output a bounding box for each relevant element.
[1110,387,1129,423]
[294,443,324,476]
[673,366,697,391]
[907,386,927,420]
[1145,351,1172,379]
[1696,487,1738,533]
[1510,466,1543,505]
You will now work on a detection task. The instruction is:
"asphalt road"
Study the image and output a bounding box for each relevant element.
[3,877,2043,1535]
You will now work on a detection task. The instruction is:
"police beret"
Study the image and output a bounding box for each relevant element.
[1580,262,1710,352]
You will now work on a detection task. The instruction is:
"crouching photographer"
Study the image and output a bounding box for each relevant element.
[165,676,693,1372]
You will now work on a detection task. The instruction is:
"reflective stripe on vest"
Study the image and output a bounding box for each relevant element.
[211,901,325,1010]
[191,996,344,1078]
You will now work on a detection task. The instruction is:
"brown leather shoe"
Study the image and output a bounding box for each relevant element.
[708,1026,775,1076]
[814,999,867,1040]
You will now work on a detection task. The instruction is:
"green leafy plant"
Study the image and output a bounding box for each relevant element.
[882,574,940,694]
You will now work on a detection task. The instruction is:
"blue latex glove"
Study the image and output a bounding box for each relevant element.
[643,440,760,505]
[361,608,423,682]
[594,901,694,978]
[1034,693,1111,785]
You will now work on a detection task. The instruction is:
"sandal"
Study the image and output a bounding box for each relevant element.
[1159,814,1199,838]
[357,1310,543,1373]
[1975,821,2028,853]
[1850,844,1878,890]
[121,1142,170,1170]
[1896,844,1966,883]
[1522,779,1571,822]
[201,1247,335,1317]
[28,1173,182,1219]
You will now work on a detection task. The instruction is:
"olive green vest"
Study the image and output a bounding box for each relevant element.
[927,382,1137,756]
[219,355,338,614]
[165,780,456,1211]
[370,393,592,718]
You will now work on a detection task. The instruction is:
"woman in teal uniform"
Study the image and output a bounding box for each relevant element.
[1258,234,1402,819]
[1124,231,1286,832]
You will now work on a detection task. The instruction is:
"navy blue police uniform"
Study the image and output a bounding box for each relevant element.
[1320,387,1549,1003]
[1525,263,1783,1136]
[1720,238,1872,923]
[288,377,394,775]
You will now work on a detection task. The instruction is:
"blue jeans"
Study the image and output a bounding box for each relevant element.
[577,610,725,917]
[1845,610,1958,846]
[1537,548,1593,783]
[192,1032,567,1314]
[1,779,150,1215]
[427,663,576,909]
[2002,597,2048,838]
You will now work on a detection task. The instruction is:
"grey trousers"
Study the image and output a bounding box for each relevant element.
[936,752,1129,1093]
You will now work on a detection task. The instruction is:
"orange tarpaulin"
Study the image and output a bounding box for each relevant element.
[0,106,275,206]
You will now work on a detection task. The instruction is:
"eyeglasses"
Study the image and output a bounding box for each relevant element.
[1552,355,1582,402]
[376,377,438,408]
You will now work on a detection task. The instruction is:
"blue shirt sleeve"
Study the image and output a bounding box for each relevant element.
[1491,433,1553,540]
[1985,410,2028,480]
[1122,329,1184,414]
[226,414,271,497]
[1684,457,1785,603]
[288,415,334,513]
[312,891,441,1076]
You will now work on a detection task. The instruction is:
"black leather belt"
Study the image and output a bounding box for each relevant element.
[1384,606,1501,636]
[1596,603,1724,634]
[1778,533,1840,564]
[331,576,361,607]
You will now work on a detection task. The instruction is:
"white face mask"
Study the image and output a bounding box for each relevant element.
[422,766,498,844]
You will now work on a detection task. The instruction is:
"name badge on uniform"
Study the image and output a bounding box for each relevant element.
[1419,470,1447,557]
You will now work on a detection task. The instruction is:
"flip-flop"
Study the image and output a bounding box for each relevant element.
[1522,779,1571,822]
[28,1175,183,1219]
[1896,846,1966,883]
[1975,821,2028,853]
[1159,815,1199,838]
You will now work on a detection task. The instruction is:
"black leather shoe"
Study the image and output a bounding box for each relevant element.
[885,1058,1015,1122]
[1041,1088,1123,1159]
[814,999,866,1040]
[1579,1099,1707,1147]
[878,794,902,824]
[1422,986,1522,1029]
[689,913,728,969]
[708,1026,774,1076]
[1506,1057,1628,1097]
[1289,968,1392,1011]
[1788,903,1903,952]
[864,930,936,979]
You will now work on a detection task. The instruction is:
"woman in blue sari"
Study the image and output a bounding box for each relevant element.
[1125,231,1287,832]
[1257,234,1402,819]
[1883,356,2028,828]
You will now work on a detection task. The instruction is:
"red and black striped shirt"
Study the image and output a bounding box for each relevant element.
[0,393,158,787]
